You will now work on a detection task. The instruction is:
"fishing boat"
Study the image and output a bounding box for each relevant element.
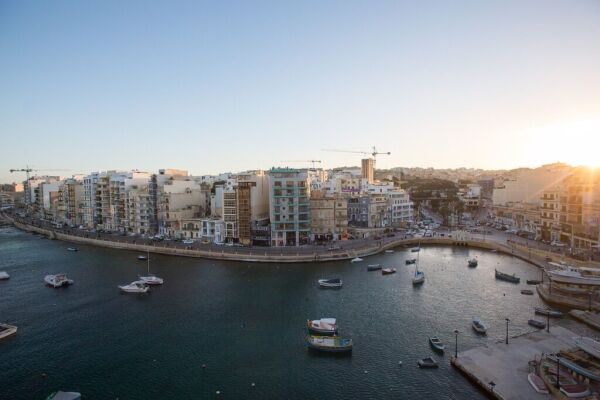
[417,357,438,368]
[45,391,82,400]
[351,257,363,263]
[385,250,394,253]
[306,335,352,353]
[367,264,382,271]
[307,318,337,335]
[520,289,534,295]
[139,251,164,285]
[429,337,445,353]
[0,271,9,280]
[468,258,478,267]
[534,307,563,318]
[118,280,149,293]
[382,268,396,275]
[547,353,600,383]
[526,279,542,285]
[67,247,78,252]
[472,319,488,334]
[560,384,591,398]
[0,323,17,340]
[318,278,342,288]
[44,274,74,288]
[137,255,147,261]
[405,259,416,265]
[527,373,549,394]
[574,336,600,360]
[528,319,546,329]
[495,269,520,283]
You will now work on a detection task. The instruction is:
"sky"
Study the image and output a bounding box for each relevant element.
[1,0,600,182]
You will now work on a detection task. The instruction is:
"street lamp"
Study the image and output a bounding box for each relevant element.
[454,329,459,358]
[546,308,550,333]
[590,290,594,312]
[556,353,561,390]
[505,318,510,345]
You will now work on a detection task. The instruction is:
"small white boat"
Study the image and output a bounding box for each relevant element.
[67,247,78,252]
[44,274,74,288]
[137,255,147,261]
[384,250,394,253]
[472,319,488,334]
[382,268,396,275]
[429,336,445,353]
[307,318,337,335]
[46,391,82,400]
[139,251,164,285]
[0,271,9,280]
[0,323,17,340]
[574,336,600,360]
[306,335,352,353]
[318,279,342,288]
[411,247,421,253]
[412,271,425,285]
[351,257,363,263]
[527,373,549,394]
[119,280,149,293]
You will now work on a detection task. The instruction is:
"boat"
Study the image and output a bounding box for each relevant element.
[411,247,421,253]
[472,319,488,334]
[412,271,425,285]
[417,357,438,368]
[44,274,74,288]
[526,279,542,285]
[385,250,394,253]
[367,264,382,271]
[527,373,549,394]
[306,335,352,353]
[546,264,600,286]
[139,251,164,285]
[307,318,337,335]
[560,384,591,398]
[351,257,363,263]
[521,289,534,295]
[468,258,478,267]
[45,392,82,400]
[574,336,600,360]
[0,271,9,280]
[318,279,342,288]
[118,280,149,293]
[534,307,563,318]
[429,336,445,353]
[66,247,78,252]
[495,269,520,283]
[405,259,416,265]
[137,255,147,261]
[528,319,546,329]
[0,323,17,340]
[382,268,396,275]
[547,353,600,382]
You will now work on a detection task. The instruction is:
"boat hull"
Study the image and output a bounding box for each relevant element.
[306,336,352,353]
[528,319,546,329]
[495,269,520,283]
[527,373,549,394]
[0,323,17,340]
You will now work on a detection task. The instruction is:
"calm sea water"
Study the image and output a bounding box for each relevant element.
[0,227,590,399]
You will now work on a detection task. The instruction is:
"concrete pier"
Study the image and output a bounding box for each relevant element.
[570,310,600,331]
[452,326,577,399]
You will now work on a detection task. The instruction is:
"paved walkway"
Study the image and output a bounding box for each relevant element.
[452,326,577,400]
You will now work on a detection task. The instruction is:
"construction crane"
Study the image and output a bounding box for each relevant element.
[281,160,322,168]
[322,146,391,160]
[9,165,69,182]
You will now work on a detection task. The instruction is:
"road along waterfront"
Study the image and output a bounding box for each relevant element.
[0,226,593,399]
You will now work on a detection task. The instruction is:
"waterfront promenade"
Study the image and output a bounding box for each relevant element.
[2,213,534,264]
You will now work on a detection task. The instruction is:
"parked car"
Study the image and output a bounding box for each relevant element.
[182,239,194,244]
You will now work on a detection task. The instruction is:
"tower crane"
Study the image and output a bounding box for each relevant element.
[281,160,322,168]
[9,166,70,206]
[322,146,390,160]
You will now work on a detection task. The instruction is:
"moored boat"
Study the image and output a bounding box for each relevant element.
[67,247,78,252]
[411,247,421,253]
[495,269,520,283]
[385,250,394,253]
[521,289,534,295]
[139,251,164,285]
[472,319,488,334]
[45,391,82,400]
[306,335,352,353]
[44,274,74,288]
[307,318,337,335]
[560,384,591,398]
[468,258,478,267]
[405,259,416,265]
[417,357,438,368]
[528,319,546,329]
[367,264,382,271]
[0,271,9,280]
[382,268,396,275]
[118,280,149,293]
[318,278,342,288]
[429,336,445,353]
[526,279,542,285]
[0,323,17,340]
[573,336,600,361]
[412,271,425,285]
[527,373,549,394]
[351,257,363,263]
[137,255,147,261]
[534,307,563,318]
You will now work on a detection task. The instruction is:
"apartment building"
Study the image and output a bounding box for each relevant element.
[309,190,348,241]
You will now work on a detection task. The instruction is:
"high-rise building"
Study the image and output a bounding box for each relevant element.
[361,158,374,183]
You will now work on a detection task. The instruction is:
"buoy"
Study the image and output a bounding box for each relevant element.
[251,382,256,387]
[398,361,403,365]
[202,364,206,368]
[216,390,221,395]
[364,370,368,374]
